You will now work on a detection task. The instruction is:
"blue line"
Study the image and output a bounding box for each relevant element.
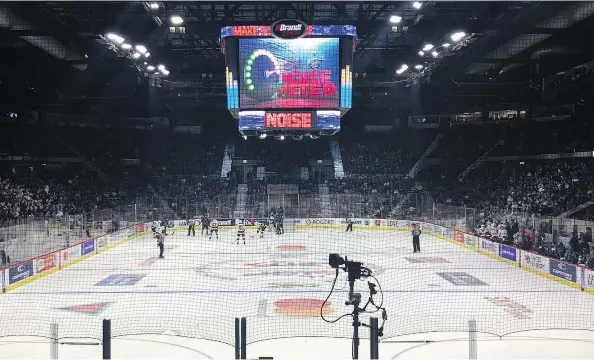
[4,289,578,295]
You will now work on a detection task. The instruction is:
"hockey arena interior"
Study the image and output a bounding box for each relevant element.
[2,2,594,359]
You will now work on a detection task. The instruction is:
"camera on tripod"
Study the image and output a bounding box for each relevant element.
[326,254,384,359]
[329,253,369,282]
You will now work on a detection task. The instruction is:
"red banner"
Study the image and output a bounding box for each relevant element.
[454,230,465,244]
[35,253,56,274]
[135,224,145,234]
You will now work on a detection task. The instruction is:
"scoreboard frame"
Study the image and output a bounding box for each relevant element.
[221,22,356,138]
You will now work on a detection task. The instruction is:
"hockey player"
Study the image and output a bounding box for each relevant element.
[234,223,246,245]
[151,220,159,238]
[275,212,284,235]
[187,217,196,236]
[269,210,276,233]
[257,222,267,238]
[345,218,354,232]
[411,223,422,253]
[209,219,219,240]
[201,214,210,236]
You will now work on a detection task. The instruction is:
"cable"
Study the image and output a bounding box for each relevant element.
[321,268,354,323]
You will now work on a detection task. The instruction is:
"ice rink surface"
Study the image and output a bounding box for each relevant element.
[2,227,594,358]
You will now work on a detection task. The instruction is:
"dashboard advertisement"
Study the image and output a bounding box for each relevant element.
[238,38,339,109]
[239,110,340,131]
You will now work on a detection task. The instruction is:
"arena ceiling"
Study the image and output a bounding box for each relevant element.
[1,1,594,116]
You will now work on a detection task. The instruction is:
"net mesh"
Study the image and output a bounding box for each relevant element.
[2,214,594,345]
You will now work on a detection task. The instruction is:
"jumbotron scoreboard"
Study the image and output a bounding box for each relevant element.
[221,20,356,138]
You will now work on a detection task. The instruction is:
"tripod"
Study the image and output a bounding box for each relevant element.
[346,260,363,359]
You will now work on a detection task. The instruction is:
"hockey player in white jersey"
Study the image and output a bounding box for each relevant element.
[234,223,246,245]
[209,219,219,240]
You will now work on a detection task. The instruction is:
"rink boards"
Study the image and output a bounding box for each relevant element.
[2,217,594,295]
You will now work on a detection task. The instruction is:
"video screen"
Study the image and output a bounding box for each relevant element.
[238,38,340,109]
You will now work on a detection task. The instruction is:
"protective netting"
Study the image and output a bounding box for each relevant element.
[2,218,594,345]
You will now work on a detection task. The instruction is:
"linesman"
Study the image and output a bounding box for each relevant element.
[187,217,196,236]
[412,223,422,253]
[157,232,165,259]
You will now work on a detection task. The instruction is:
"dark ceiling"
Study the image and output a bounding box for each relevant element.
[1,1,594,119]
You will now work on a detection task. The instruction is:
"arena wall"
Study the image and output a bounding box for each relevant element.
[3,218,594,297]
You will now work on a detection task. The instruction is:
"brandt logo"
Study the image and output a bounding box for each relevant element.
[558,263,566,271]
[271,19,308,39]
[17,264,25,272]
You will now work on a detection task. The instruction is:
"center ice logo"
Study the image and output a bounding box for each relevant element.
[196,258,384,288]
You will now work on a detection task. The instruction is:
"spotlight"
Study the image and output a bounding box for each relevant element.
[106,33,125,44]
[442,43,451,48]
[161,69,170,76]
[414,64,423,70]
[157,64,166,71]
[389,15,402,24]
[135,45,147,54]
[242,135,247,140]
[121,43,132,50]
[132,52,141,59]
[259,134,267,139]
[147,65,156,71]
[144,52,150,58]
[431,51,438,57]
[149,2,159,10]
[412,2,422,9]
[170,16,184,25]
[418,51,424,56]
[422,44,433,51]
[279,135,285,140]
[396,64,409,75]
[451,32,466,42]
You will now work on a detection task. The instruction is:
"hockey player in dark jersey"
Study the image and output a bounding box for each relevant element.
[346,218,354,232]
[257,222,267,238]
[201,215,210,236]
[275,212,284,235]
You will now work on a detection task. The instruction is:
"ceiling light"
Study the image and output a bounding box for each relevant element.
[170,15,184,25]
[418,51,424,56]
[157,64,165,71]
[431,51,439,57]
[135,45,147,54]
[149,2,159,10]
[442,42,451,48]
[147,65,155,71]
[121,43,132,50]
[106,33,125,44]
[161,69,170,76]
[279,135,285,140]
[389,15,402,24]
[396,64,409,75]
[412,2,422,9]
[422,44,433,51]
[132,52,141,59]
[451,31,466,42]
[144,52,150,58]
[415,64,423,70]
